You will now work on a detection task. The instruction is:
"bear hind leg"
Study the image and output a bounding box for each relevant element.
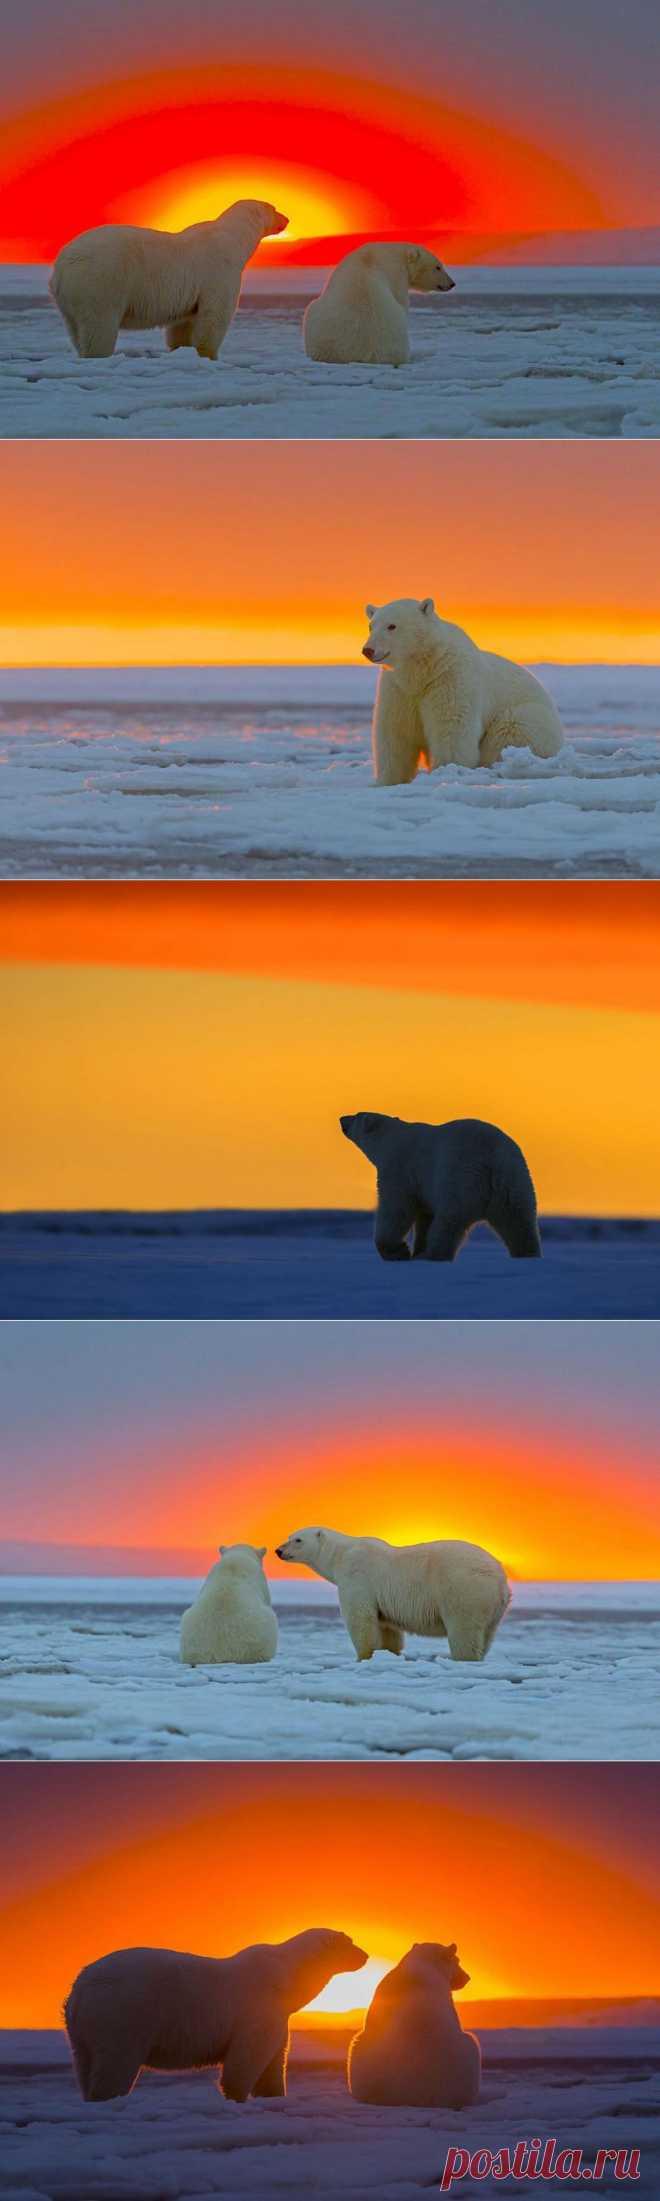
[488,1192,541,1260]
[374,1179,416,1261]
[424,1210,470,1263]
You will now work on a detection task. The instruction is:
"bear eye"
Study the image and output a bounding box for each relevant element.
[387,623,396,632]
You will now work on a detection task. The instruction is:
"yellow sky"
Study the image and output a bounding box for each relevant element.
[4,960,660,1213]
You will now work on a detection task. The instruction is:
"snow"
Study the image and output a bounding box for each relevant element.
[1,1214,659,1319]
[1,2026,658,2197]
[2,264,660,438]
[1,666,658,880]
[1,1581,658,1764]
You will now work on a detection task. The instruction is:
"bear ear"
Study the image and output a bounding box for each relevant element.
[218,1544,227,1555]
[365,603,377,619]
[420,597,435,616]
[256,1545,267,1560]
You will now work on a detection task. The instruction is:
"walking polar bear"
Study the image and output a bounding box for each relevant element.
[180,1543,277,1666]
[303,243,455,365]
[50,199,288,360]
[363,597,564,784]
[340,1112,542,1264]
[276,1528,511,1663]
[349,1943,481,2108]
[65,1929,368,2103]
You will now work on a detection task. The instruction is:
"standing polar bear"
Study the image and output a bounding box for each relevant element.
[180,1543,277,1666]
[276,1527,511,1663]
[363,597,564,784]
[303,244,455,365]
[50,199,288,360]
[349,1943,481,2108]
[340,1111,542,1263]
[65,1929,368,2103]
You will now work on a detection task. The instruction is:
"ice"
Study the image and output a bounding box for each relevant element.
[1,1213,659,1319]
[0,666,658,880]
[1,2026,658,2197]
[0,1581,658,1764]
[2,265,660,439]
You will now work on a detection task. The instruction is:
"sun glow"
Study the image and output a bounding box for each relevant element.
[116,162,374,247]
[301,1955,391,2023]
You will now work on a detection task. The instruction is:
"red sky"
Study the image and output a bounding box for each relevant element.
[1,2,659,262]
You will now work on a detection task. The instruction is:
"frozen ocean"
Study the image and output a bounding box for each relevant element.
[2,264,660,439]
[1,1578,658,1764]
[1,666,659,881]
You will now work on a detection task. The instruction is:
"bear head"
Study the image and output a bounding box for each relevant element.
[217,1541,268,1570]
[224,199,288,237]
[340,1109,395,1163]
[275,1526,347,1584]
[362,598,439,680]
[382,1943,470,1999]
[404,245,455,293]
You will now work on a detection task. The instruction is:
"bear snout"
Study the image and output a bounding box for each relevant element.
[340,1114,354,1136]
[362,644,375,660]
[441,275,456,290]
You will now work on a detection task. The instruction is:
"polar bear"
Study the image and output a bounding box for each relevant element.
[303,244,454,365]
[362,598,564,784]
[64,1929,368,2103]
[349,1943,481,2108]
[340,1111,541,1263]
[180,1543,277,1666]
[276,1527,511,1663]
[50,199,288,360]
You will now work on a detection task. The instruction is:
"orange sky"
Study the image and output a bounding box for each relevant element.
[1,445,659,668]
[2,883,660,1216]
[1,1766,658,2029]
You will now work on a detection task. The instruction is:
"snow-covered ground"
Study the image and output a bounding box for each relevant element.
[1,1214,659,1319]
[1,665,658,880]
[2,2025,658,2197]
[2,263,660,438]
[1,1580,658,1763]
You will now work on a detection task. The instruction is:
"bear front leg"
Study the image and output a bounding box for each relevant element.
[166,317,196,351]
[193,289,237,362]
[374,1175,415,1261]
[221,2015,290,2103]
[378,1622,405,1655]
[419,692,481,771]
[251,2030,289,2098]
[338,1581,382,1661]
[372,674,423,785]
[411,1207,431,1257]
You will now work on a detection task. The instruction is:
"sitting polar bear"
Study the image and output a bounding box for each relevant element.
[65,1929,368,2103]
[363,597,564,784]
[180,1543,277,1666]
[303,243,454,365]
[349,1942,481,2108]
[50,199,288,360]
[340,1111,541,1264]
[276,1527,511,1663]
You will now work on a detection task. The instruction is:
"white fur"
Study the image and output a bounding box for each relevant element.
[340,1110,541,1264]
[363,598,564,784]
[180,1543,277,1666]
[349,1943,481,2108]
[50,199,288,360]
[65,1929,368,2103]
[277,1526,511,1664]
[303,244,454,366]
